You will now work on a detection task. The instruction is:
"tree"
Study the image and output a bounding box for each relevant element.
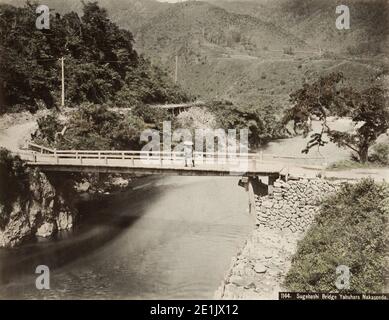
[0,2,189,113]
[208,100,283,147]
[34,104,148,150]
[283,73,389,163]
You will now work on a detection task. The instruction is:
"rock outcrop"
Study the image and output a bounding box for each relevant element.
[0,169,77,247]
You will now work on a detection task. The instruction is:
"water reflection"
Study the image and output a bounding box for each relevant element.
[0,176,252,299]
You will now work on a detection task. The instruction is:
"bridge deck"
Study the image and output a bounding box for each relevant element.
[18,144,284,177]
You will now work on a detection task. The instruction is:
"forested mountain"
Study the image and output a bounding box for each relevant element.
[136,1,308,62]
[0,1,188,113]
[1,0,387,112]
[209,0,389,55]
[0,0,168,32]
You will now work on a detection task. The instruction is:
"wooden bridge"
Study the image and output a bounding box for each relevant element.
[17,143,285,178]
[150,101,206,116]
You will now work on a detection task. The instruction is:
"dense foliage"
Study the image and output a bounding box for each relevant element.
[208,101,284,148]
[369,142,389,166]
[33,104,153,150]
[284,179,389,293]
[0,1,189,113]
[0,148,29,228]
[283,72,389,163]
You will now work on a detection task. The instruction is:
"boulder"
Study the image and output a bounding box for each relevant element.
[36,222,55,238]
[253,262,267,274]
[76,181,91,193]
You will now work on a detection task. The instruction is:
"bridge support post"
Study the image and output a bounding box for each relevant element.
[268,174,278,196]
[248,180,256,219]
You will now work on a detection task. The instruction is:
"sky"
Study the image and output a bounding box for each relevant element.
[156,0,190,3]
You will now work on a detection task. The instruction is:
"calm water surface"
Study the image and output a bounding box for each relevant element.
[0,176,252,299]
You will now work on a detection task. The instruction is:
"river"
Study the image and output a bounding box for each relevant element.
[0,118,380,299]
[0,176,252,299]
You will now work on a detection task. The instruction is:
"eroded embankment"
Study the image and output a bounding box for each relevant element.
[215,178,343,299]
[0,168,76,247]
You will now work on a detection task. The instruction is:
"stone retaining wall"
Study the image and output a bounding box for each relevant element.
[216,177,345,299]
[255,178,342,233]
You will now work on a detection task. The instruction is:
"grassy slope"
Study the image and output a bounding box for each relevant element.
[210,0,389,55]
[284,179,389,293]
[179,54,383,108]
[132,1,387,113]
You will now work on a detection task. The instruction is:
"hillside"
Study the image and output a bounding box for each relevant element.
[178,54,384,108]
[2,0,387,113]
[132,0,387,109]
[210,0,389,55]
[0,0,167,32]
[0,1,188,112]
[136,1,309,61]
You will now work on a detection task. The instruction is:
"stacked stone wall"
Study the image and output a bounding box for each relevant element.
[255,178,342,233]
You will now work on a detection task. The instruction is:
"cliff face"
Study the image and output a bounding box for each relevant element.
[0,168,77,247]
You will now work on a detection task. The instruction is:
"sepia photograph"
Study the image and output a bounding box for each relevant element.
[0,0,388,307]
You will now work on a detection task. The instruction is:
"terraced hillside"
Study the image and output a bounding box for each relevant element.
[2,0,387,113]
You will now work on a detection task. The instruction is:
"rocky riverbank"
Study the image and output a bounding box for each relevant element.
[0,168,76,247]
[215,178,343,299]
[0,168,137,247]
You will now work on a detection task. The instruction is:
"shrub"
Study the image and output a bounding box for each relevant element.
[369,143,389,165]
[33,113,64,147]
[33,105,148,150]
[284,179,389,293]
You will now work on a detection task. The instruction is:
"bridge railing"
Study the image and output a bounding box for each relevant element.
[24,147,277,171]
[23,144,327,169]
[26,142,55,154]
[33,149,263,161]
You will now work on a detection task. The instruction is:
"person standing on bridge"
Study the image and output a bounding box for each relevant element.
[184,140,194,168]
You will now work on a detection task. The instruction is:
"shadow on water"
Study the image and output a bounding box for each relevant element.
[0,175,252,299]
[0,176,168,287]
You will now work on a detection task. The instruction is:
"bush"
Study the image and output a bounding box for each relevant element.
[284,179,389,293]
[369,143,389,165]
[33,114,64,147]
[33,105,148,150]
